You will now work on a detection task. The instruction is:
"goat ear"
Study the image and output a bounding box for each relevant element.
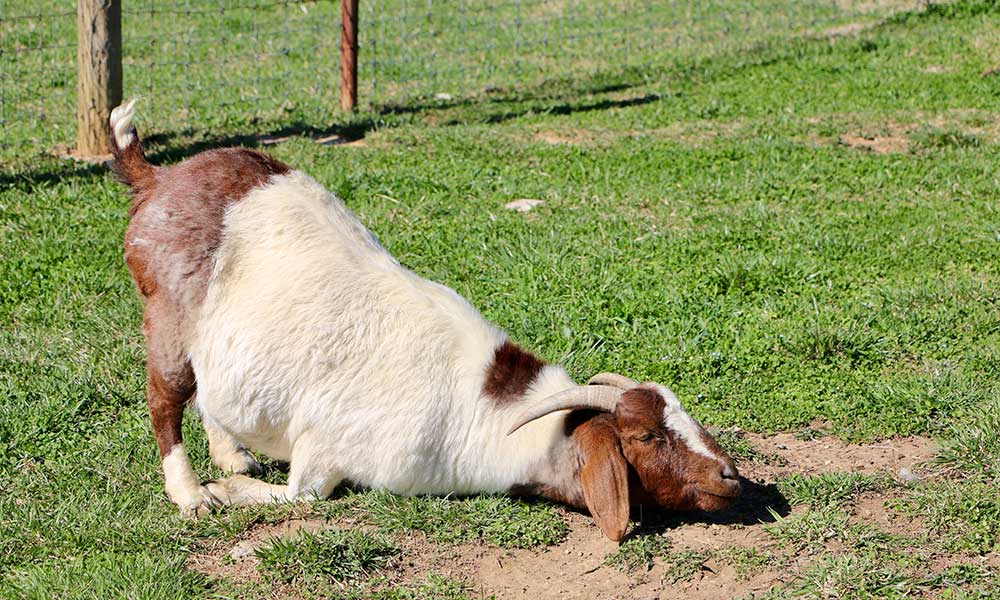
[576,419,630,542]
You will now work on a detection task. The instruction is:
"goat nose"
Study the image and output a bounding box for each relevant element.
[720,464,738,480]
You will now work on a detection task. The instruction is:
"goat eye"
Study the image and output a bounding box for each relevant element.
[637,433,655,443]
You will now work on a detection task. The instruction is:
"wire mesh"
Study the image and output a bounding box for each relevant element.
[1,1,79,159]
[1,0,924,163]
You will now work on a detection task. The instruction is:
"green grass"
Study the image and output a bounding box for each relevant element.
[603,533,674,572]
[934,400,1000,481]
[2,0,914,164]
[255,528,400,585]
[892,482,1000,553]
[716,547,787,580]
[603,533,706,583]
[758,553,998,600]
[2,553,213,600]
[366,573,480,600]
[778,472,890,508]
[336,490,569,548]
[4,0,1000,597]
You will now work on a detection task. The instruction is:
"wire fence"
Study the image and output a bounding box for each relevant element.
[1,0,923,163]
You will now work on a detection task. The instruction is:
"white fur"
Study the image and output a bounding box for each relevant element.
[162,444,220,516]
[188,172,578,498]
[109,97,139,149]
[203,421,262,475]
[652,384,725,464]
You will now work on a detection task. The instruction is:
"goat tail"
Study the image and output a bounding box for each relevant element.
[109,98,155,194]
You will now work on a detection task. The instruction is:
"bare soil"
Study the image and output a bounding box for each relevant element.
[188,434,940,599]
[839,131,910,154]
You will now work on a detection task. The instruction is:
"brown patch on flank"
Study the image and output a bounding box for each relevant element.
[124,146,290,302]
[482,341,545,405]
[839,132,910,154]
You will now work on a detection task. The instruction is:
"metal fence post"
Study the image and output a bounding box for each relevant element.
[76,0,122,156]
[341,0,359,112]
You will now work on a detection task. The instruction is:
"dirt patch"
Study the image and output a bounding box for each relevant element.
[922,65,955,74]
[472,434,937,599]
[186,434,941,598]
[256,132,365,147]
[186,517,332,584]
[390,532,492,589]
[820,22,869,38]
[477,512,790,600]
[839,132,910,154]
[525,120,749,149]
[808,110,1000,154]
[738,433,936,481]
[534,129,600,145]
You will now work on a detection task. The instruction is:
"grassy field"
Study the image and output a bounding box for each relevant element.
[2,0,914,163]
[3,0,1000,598]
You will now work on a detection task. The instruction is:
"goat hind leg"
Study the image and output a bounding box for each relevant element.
[145,298,223,517]
[147,359,224,517]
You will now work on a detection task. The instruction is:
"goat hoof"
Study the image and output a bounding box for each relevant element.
[213,449,263,477]
[176,484,227,518]
[233,455,263,477]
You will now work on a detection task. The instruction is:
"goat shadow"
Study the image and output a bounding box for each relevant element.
[229,463,789,542]
[622,476,791,542]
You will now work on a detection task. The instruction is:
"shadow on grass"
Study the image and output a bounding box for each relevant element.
[0,66,661,190]
[0,158,110,190]
[3,0,933,190]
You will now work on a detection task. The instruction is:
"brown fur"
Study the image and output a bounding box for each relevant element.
[523,388,739,539]
[482,340,545,405]
[575,417,631,541]
[112,130,290,459]
[614,387,739,512]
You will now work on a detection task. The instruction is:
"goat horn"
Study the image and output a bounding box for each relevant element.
[507,386,622,435]
[586,372,638,390]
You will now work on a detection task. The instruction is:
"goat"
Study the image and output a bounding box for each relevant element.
[109,99,740,542]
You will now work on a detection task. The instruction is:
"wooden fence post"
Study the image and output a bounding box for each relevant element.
[341,0,359,112]
[77,0,122,156]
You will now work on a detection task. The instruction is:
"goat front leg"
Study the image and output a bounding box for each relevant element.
[200,415,263,476]
[204,429,342,507]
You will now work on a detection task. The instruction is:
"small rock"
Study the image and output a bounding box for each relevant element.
[776,444,788,450]
[434,92,453,101]
[897,467,919,482]
[504,199,544,212]
[229,541,256,560]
